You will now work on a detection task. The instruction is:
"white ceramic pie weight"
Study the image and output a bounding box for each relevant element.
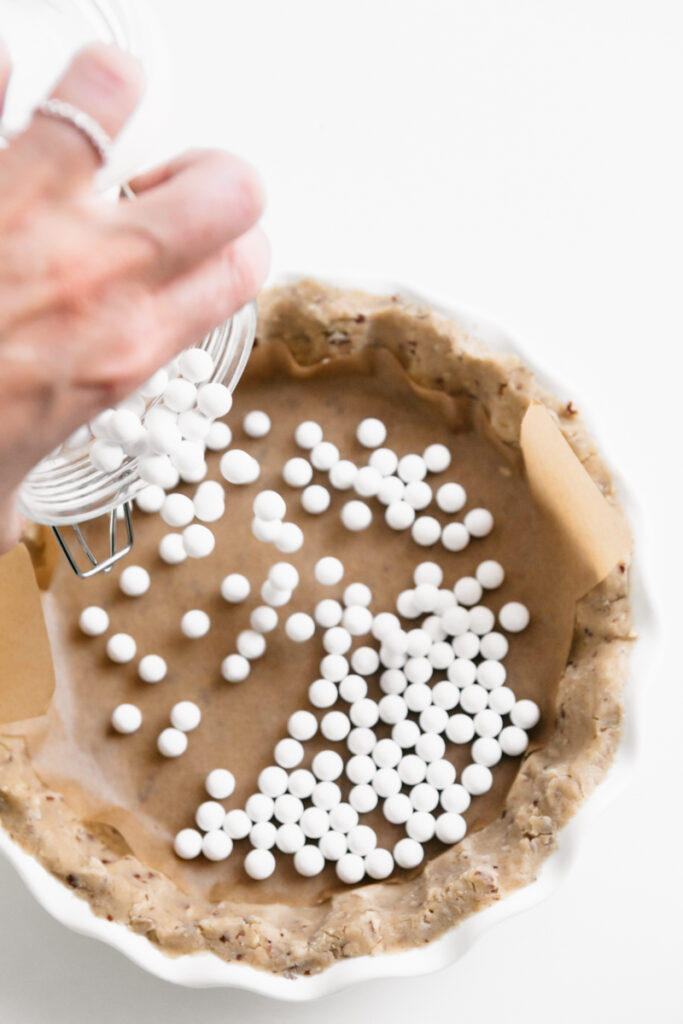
[0,0,258,576]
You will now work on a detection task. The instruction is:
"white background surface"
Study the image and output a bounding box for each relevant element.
[0,0,681,1020]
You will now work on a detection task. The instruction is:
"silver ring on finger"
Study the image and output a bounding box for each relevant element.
[34,98,112,164]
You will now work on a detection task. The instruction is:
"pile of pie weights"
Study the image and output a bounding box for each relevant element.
[77,391,540,885]
[54,346,233,487]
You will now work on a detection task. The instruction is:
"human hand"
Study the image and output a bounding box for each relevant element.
[0,41,269,552]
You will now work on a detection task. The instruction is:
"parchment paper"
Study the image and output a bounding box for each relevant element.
[0,543,54,723]
[0,343,630,904]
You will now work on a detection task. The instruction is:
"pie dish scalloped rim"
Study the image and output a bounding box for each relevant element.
[0,274,654,999]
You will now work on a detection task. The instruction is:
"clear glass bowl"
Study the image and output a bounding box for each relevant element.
[16,304,257,526]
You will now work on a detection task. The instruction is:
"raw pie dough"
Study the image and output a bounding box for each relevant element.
[0,281,634,976]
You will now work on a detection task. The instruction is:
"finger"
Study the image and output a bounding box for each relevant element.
[0,225,268,424]
[3,44,143,197]
[127,149,204,194]
[155,224,270,346]
[120,149,265,284]
[85,224,270,398]
[0,38,11,115]
[0,210,162,335]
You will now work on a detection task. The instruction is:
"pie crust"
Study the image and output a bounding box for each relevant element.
[0,281,633,976]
